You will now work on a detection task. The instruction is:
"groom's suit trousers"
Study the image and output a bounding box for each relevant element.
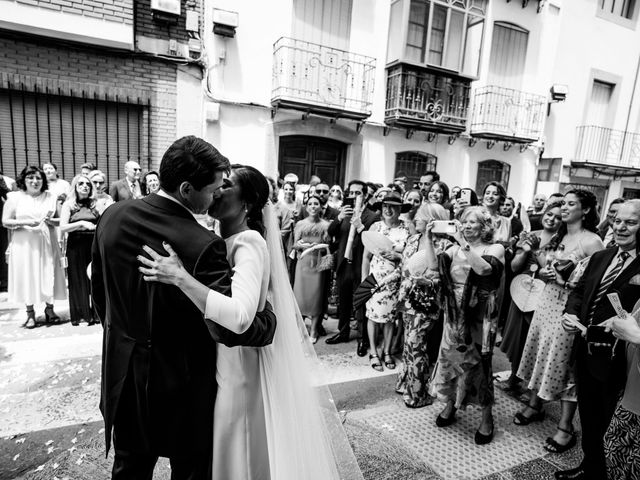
[112,447,210,480]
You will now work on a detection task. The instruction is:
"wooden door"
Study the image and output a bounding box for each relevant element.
[278,136,346,187]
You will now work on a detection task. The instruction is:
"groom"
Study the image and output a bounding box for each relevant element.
[91,136,277,479]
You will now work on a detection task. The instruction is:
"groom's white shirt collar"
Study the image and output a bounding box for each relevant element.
[157,188,197,219]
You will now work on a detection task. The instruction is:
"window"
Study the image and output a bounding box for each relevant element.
[0,87,148,184]
[587,80,615,127]
[537,158,562,182]
[401,0,487,77]
[394,151,438,188]
[487,22,529,90]
[600,0,636,19]
[475,159,510,193]
[623,187,640,199]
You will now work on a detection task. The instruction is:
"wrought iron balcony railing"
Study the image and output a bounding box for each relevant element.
[384,65,471,133]
[470,86,546,143]
[271,37,376,120]
[575,125,640,169]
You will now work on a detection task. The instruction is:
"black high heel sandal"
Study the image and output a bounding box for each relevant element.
[544,426,576,454]
[44,304,60,323]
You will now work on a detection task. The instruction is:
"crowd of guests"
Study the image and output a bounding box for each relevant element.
[0,161,161,328]
[272,170,640,479]
[1,159,639,479]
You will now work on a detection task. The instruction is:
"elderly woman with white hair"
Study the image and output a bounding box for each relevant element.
[395,202,451,408]
[423,206,505,444]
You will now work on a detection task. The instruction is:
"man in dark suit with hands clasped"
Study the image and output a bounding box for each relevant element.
[91,136,277,480]
[558,199,640,480]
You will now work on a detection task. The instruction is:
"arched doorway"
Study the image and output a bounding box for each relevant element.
[278,135,346,187]
[476,159,510,193]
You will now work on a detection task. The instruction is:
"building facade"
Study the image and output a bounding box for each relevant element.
[2,0,639,211]
[0,0,204,184]
[201,0,552,203]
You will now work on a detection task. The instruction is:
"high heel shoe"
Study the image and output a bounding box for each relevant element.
[24,309,36,329]
[435,406,457,427]
[474,425,495,445]
[44,304,60,323]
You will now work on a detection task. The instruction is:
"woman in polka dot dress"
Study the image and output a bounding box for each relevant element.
[516,190,603,453]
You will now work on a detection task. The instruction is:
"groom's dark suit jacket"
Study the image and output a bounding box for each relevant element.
[91,193,277,457]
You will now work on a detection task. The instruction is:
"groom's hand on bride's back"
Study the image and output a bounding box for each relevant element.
[208,300,277,348]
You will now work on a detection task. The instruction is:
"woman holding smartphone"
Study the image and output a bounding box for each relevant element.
[2,165,66,328]
[424,206,505,444]
[516,190,603,453]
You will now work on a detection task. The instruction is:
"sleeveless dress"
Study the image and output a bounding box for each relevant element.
[6,191,66,305]
[293,219,330,317]
[211,230,271,480]
[365,221,409,324]
[66,204,100,323]
[517,241,588,402]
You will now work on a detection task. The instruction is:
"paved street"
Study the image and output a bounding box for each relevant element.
[0,300,583,480]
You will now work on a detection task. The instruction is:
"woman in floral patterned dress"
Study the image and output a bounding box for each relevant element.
[424,207,505,445]
[396,203,451,407]
[362,192,410,372]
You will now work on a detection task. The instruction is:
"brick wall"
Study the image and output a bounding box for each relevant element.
[0,34,177,171]
[135,0,200,44]
[12,0,134,25]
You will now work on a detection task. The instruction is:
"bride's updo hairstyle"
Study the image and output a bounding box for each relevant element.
[231,164,269,236]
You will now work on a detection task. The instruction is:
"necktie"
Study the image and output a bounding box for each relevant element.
[130,182,139,199]
[587,251,630,324]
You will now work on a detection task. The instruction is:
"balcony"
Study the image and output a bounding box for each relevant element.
[574,126,640,173]
[470,86,546,143]
[271,37,376,121]
[384,64,471,134]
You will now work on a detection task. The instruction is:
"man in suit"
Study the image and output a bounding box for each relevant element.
[92,136,277,480]
[299,182,339,221]
[557,199,640,480]
[325,180,379,354]
[109,161,143,201]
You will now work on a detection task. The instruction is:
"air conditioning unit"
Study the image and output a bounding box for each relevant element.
[151,0,180,16]
[213,8,238,37]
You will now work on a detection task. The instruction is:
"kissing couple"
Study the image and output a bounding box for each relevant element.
[91,136,362,479]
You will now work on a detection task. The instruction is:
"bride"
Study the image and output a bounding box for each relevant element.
[138,165,361,480]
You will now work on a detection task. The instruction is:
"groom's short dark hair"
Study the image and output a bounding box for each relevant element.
[159,136,230,192]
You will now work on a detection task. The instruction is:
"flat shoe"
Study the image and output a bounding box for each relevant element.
[369,354,383,372]
[383,353,396,370]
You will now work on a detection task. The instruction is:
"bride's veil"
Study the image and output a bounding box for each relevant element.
[260,202,363,480]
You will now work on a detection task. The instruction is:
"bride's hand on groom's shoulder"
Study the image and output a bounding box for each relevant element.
[137,242,186,286]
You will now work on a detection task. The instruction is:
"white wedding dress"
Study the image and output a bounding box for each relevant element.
[203,205,363,480]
